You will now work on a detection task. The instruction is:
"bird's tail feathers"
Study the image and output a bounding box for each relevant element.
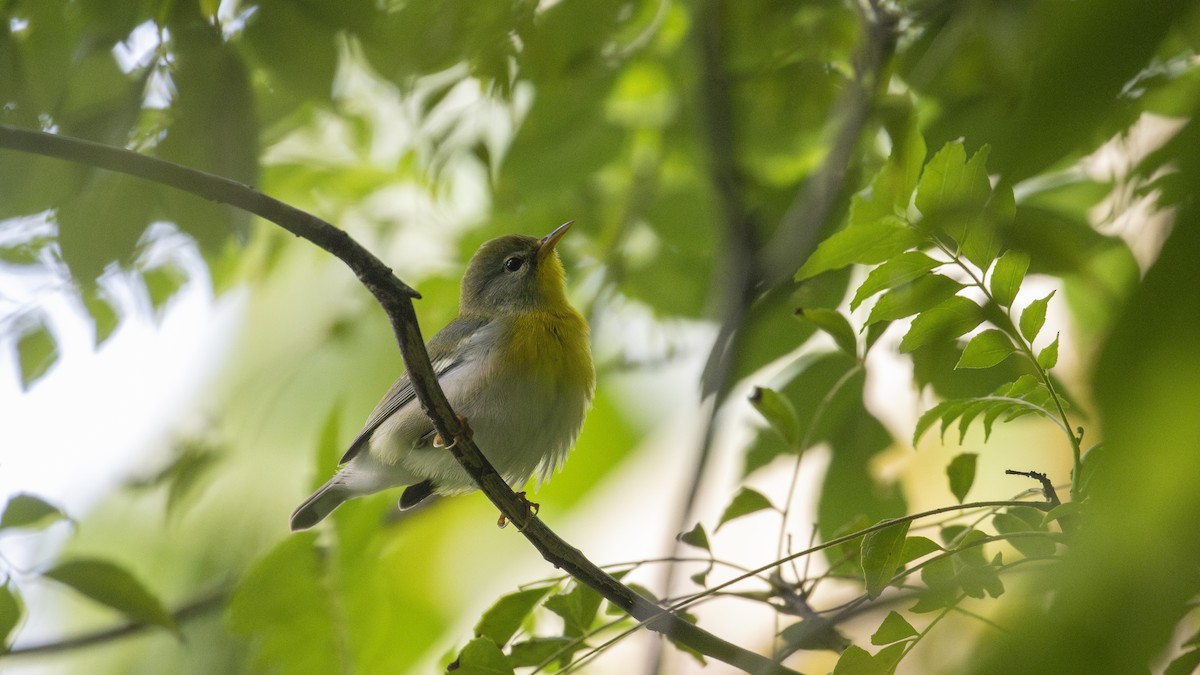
[290,478,351,531]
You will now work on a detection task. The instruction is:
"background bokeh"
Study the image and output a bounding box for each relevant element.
[2,1,1199,673]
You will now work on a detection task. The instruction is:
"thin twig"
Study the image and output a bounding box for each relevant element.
[1005,469,1062,507]
[5,588,229,657]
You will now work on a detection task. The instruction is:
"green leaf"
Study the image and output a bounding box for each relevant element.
[1165,650,1200,675]
[832,644,885,675]
[967,184,1013,270]
[949,531,1004,599]
[915,142,990,219]
[1038,333,1060,369]
[0,584,22,649]
[82,289,120,347]
[989,250,1030,308]
[913,400,957,445]
[914,556,957,612]
[852,252,945,311]
[915,144,1000,268]
[900,296,984,352]
[508,637,575,668]
[870,611,918,645]
[474,587,553,648]
[875,642,908,672]
[677,523,711,552]
[228,534,340,673]
[1019,290,1057,342]
[164,444,221,518]
[1042,501,1082,526]
[749,387,801,445]
[900,536,943,564]
[993,513,1057,557]
[0,493,67,531]
[947,453,978,503]
[142,263,189,316]
[716,488,775,531]
[16,320,57,391]
[544,583,602,637]
[796,308,858,357]
[796,216,923,281]
[866,274,964,325]
[454,637,515,675]
[861,520,910,599]
[778,617,851,653]
[956,329,1015,369]
[42,559,178,634]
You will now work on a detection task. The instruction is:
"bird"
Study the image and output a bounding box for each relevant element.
[290,221,595,531]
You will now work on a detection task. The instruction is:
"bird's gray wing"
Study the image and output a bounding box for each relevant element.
[338,317,490,464]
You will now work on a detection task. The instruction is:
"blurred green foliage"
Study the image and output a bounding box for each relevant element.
[2,0,1199,673]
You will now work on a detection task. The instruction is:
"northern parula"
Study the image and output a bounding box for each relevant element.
[290,222,595,531]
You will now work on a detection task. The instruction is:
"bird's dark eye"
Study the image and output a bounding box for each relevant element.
[504,256,524,272]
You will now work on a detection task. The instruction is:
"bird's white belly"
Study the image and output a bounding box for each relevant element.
[398,370,587,494]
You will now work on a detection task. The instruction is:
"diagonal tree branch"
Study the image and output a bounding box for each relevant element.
[0,124,801,675]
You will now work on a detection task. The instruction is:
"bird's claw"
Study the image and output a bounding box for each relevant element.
[497,491,540,529]
[433,415,474,449]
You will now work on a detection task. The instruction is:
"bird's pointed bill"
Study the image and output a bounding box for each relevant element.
[537,221,573,262]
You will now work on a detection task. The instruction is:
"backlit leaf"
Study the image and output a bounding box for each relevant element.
[454,637,515,675]
[1038,333,1060,369]
[474,587,553,648]
[749,387,801,445]
[956,329,1015,369]
[0,584,21,649]
[1019,290,1056,342]
[861,520,910,599]
[796,308,857,357]
[16,320,57,391]
[989,250,1030,308]
[796,216,923,281]
[508,637,575,668]
[871,611,918,645]
[851,251,945,311]
[43,559,178,635]
[677,522,711,552]
[716,488,775,531]
[867,274,964,325]
[947,453,978,503]
[832,644,884,675]
[228,534,340,672]
[544,583,602,637]
[0,493,66,531]
[900,296,984,352]
[993,512,1057,557]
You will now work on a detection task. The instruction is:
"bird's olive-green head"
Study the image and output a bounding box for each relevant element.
[459,221,573,315]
